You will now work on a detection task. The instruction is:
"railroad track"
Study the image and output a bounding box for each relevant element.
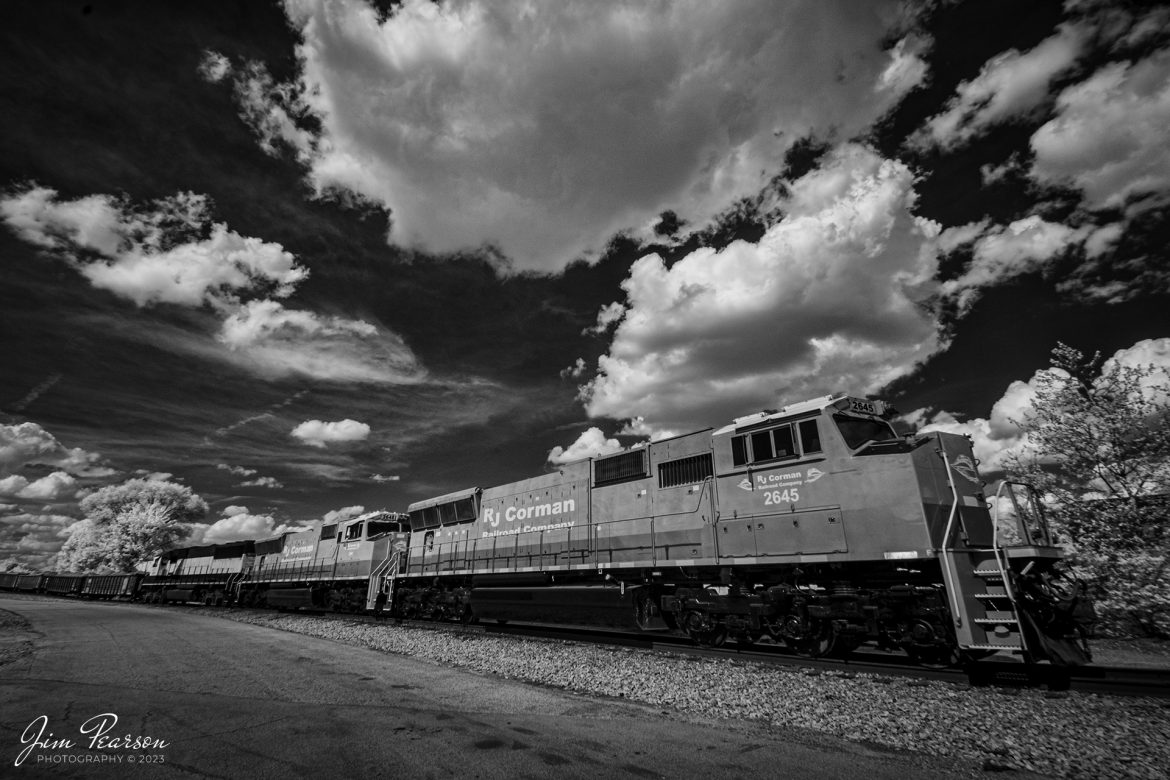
[472,620,1170,699]
[256,605,1170,699]
[12,593,1168,699]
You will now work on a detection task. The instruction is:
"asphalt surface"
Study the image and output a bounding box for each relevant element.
[0,596,989,779]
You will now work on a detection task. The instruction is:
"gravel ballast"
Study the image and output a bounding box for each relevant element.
[201,610,1168,780]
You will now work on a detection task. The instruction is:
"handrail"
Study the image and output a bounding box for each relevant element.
[993,480,1052,548]
[939,447,961,552]
[990,481,1031,655]
[366,550,399,609]
[937,446,965,628]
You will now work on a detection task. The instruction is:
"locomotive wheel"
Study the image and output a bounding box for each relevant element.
[698,625,728,648]
[794,620,835,658]
[907,644,960,669]
[906,620,961,668]
[735,630,763,648]
[683,610,727,647]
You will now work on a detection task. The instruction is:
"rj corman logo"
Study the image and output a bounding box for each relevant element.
[950,455,981,484]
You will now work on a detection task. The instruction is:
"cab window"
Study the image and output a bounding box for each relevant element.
[833,414,897,449]
[798,419,822,454]
[733,423,800,466]
[366,520,401,537]
[344,522,364,541]
[455,497,477,523]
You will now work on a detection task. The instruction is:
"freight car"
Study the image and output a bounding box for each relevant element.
[0,572,144,600]
[394,393,1093,668]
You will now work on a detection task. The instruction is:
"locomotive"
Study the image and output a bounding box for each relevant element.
[136,510,410,610]
[1,393,1092,671]
[395,393,1093,667]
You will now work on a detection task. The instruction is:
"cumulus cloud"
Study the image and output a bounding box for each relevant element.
[877,35,931,96]
[0,187,306,307]
[911,23,1087,151]
[1029,49,1170,214]
[370,474,400,483]
[913,376,1042,474]
[560,358,587,380]
[239,476,284,489]
[0,512,76,561]
[199,50,316,161]
[1105,338,1170,405]
[79,224,306,307]
[0,422,111,478]
[547,427,625,466]
[0,471,77,502]
[579,144,942,436]
[217,300,425,384]
[133,471,174,482]
[197,50,232,83]
[934,213,1152,311]
[938,216,1091,314]
[324,505,365,524]
[217,463,257,477]
[219,0,929,270]
[915,337,1170,474]
[194,506,304,544]
[291,419,371,448]
[0,186,427,384]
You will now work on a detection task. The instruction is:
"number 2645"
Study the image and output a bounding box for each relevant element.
[763,488,799,505]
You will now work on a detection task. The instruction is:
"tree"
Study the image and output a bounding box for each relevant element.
[1007,343,1170,637]
[1,557,35,574]
[56,479,207,572]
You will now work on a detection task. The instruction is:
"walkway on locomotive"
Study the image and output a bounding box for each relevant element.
[402,394,981,578]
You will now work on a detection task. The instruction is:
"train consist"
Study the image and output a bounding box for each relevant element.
[2,393,1094,671]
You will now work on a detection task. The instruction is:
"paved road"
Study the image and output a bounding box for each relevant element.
[0,597,982,779]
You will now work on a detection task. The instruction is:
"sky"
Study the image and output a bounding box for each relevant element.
[2,0,1169,567]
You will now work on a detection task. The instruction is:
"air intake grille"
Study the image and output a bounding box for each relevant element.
[594,450,647,486]
[658,453,713,489]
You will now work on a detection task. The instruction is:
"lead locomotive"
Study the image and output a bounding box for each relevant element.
[397,393,1093,668]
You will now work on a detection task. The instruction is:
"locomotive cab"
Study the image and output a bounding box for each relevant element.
[708,395,928,563]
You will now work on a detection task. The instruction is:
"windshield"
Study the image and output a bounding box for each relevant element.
[833,414,898,449]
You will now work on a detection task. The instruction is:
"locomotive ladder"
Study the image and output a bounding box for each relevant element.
[936,452,1029,657]
[365,551,401,612]
[229,554,256,604]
